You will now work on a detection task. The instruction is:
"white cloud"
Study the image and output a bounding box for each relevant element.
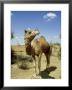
[43,12,56,21]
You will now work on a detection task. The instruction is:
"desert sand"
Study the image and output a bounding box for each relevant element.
[11,44,61,79]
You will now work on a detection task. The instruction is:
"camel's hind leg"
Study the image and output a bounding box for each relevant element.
[45,54,50,69]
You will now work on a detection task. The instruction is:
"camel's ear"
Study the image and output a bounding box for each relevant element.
[25,30,27,33]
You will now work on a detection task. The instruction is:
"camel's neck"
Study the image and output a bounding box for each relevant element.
[25,39,31,45]
[25,39,32,55]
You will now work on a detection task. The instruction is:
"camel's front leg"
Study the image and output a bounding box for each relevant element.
[32,55,38,76]
[35,57,38,75]
[34,55,41,76]
[32,55,42,79]
[38,53,42,75]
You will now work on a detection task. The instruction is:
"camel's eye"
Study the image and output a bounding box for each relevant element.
[29,32,31,34]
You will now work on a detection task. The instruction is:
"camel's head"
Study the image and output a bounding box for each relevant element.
[24,29,40,41]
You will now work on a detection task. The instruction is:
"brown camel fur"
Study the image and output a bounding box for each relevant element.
[24,29,52,76]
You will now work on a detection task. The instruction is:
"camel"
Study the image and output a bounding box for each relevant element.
[24,29,52,76]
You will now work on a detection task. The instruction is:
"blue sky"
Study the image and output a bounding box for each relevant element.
[11,11,61,45]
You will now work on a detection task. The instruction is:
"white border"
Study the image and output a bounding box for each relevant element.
[4,4,69,87]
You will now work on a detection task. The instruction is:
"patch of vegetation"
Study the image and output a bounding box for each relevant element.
[11,49,17,64]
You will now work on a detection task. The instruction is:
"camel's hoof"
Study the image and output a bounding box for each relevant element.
[32,74,37,77]
[36,75,42,79]
[31,74,41,79]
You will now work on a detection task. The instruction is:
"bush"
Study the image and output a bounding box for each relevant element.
[11,49,17,64]
[17,55,34,69]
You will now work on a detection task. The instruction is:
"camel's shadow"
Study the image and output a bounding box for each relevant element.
[40,66,57,79]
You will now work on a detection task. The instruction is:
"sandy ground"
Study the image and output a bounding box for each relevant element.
[11,45,61,79]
